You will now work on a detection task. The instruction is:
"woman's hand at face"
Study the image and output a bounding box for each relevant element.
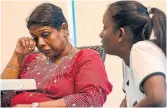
[15,37,36,56]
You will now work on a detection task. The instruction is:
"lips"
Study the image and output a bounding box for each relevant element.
[42,50,51,54]
[101,40,104,45]
[101,40,104,47]
[101,40,103,43]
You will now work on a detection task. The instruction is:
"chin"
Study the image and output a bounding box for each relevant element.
[43,53,53,58]
[104,49,116,56]
[103,47,109,54]
[102,45,109,52]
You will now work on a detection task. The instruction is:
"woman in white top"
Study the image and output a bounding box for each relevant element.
[99,0,166,107]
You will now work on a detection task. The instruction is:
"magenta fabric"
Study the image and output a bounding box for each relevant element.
[10,49,112,107]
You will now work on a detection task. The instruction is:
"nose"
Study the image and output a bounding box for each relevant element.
[37,37,46,48]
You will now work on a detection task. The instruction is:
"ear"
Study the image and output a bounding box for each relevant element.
[117,27,126,43]
[61,23,69,36]
[61,23,68,30]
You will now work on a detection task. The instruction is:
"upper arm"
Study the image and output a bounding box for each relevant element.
[131,44,166,98]
[75,51,112,94]
[20,53,39,78]
[63,50,112,107]
[143,75,166,105]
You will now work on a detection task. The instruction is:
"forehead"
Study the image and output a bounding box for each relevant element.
[103,10,111,24]
[103,10,118,29]
[29,25,53,34]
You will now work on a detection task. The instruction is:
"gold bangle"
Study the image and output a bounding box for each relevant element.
[7,65,21,71]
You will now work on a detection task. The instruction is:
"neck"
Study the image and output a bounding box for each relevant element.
[118,44,132,67]
[120,51,130,66]
[50,43,73,64]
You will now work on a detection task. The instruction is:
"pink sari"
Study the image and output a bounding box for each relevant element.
[9,48,112,107]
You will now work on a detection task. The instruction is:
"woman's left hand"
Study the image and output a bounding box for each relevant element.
[12,104,30,108]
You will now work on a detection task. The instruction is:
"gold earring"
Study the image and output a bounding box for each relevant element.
[64,33,67,37]
[64,30,68,37]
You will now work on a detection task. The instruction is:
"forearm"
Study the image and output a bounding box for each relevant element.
[135,96,166,107]
[63,92,106,107]
[120,96,127,107]
[14,93,105,107]
[1,52,24,79]
[39,98,66,107]
[13,98,66,108]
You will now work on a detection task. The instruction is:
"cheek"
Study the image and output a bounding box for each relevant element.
[49,41,58,49]
[103,34,116,50]
[50,39,65,51]
[103,32,111,43]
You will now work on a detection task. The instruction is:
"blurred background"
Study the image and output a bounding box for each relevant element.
[0,0,166,107]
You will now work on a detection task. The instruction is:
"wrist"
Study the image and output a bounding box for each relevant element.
[13,51,25,58]
[31,102,40,108]
[8,51,25,68]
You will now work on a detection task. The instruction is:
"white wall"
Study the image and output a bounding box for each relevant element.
[1,0,166,107]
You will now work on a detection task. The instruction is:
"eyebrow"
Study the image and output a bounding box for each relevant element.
[30,28,51,35]
[36,28,51,32]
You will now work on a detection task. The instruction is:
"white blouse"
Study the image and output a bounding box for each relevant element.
[122,41,166,107]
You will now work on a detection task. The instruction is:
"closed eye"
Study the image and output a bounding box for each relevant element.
[31,34,38,42]
[33,37,38,42]
[41,32,51,38]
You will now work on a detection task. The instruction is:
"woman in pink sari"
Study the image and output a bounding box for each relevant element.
[1,3,112,108]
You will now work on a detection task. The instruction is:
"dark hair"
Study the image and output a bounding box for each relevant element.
[27,3,67,30]
[108,1,166,54]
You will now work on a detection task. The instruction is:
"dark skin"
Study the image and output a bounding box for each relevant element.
[29,24,73,63]
[120,96,127,107]
[1,23,73,79]
[99,10,133,66]
[100,10,166,107]
[2,23,80,107]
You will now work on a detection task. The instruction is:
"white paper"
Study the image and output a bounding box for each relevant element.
[0,79,37,91]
